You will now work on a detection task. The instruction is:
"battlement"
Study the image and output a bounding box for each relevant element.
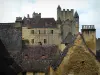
[16,17,22,22]
[82,25,95,29]
[32,12,41,18]
[81,25,96,32]
[62,9,74,13]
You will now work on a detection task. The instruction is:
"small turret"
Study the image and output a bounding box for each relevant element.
[57,5,61,10]
[15,17,22,28]
[27,14,30,18]
[74,11,79,18]
[15,17,22,22]
[57,5,61,20]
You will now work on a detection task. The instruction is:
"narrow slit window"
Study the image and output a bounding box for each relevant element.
[44,39,47,44]
[39,30,40,34]
[51,30,53,34]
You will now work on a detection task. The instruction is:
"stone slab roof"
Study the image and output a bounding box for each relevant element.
[61,32,74,44]
[51,33,100,70]
[10,45,60,72]
[0,39,22,74]
[22,18,57,28]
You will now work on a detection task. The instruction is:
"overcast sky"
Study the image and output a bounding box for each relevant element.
[0,0,100,38]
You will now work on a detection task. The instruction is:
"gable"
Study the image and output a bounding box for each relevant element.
[55,33,99,75]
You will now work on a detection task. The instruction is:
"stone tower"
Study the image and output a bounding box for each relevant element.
[57,5,79,40]
[57,5,74,21]
[81,25,96,55]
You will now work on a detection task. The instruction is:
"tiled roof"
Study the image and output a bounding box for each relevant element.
[51,33,100,70]
[0,39,22,74]
[22,18,57,28]
[11,45,60,72]
[0,23,15,26]
[61,32,74,44]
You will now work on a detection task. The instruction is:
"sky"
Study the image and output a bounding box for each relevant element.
[0,0,100,38]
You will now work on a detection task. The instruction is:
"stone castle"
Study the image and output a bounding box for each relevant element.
[0,5,99,51]
[22,5,79,46]
[0,5,100,75]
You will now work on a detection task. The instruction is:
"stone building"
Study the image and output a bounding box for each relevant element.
[0,5,100,75]
[22,12,61,45]
[57,5,79,40]
[22,5,79,45]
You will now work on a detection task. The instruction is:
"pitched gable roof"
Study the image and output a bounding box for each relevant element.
[0,39,22,74]
[51,34,78,70]
[22,18,57,28]
[51,33,99,70]
[12,45,60,72]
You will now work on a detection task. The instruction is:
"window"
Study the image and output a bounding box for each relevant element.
[44,30,46,34]
[39,30,40,34]
[51,30,53,34]
[44,39,47,44]
[31,30,34,34]
[22,72,26,75]
[31,39,34,44]
[24,39,29,45]
[38,42,42,45]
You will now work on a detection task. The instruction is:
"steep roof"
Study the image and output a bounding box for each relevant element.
[0,39,22,74]
[22,18,57,28]
[51,33,99,70]
[61,32,74,44]
[74,11,79,18]
[0,23,15,25]
[57,5,61,9]
[51,34,78,70]
[11,45,60,72]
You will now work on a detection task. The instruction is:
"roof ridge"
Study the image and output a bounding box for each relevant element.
[51,33,79,70]
[79,34,99,62]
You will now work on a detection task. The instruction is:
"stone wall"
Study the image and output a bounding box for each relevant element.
[0,24,22,51]
[22,27,61,45]
[96,38,100,50]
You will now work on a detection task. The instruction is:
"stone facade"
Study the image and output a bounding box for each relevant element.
[22,5,79,45]
[49,33,99,75]
[22,12,61,45]
[96,38,100,50]
[22,27,61,45]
